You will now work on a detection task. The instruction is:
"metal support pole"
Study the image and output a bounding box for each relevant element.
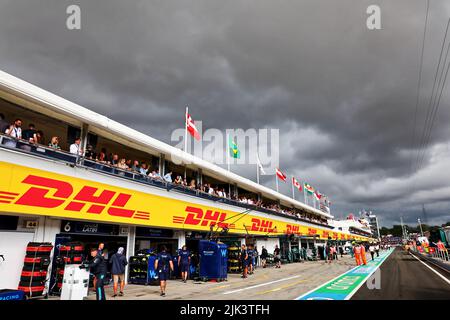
[184,107,188,153]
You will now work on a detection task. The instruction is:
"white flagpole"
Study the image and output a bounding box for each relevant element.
[276,174,279,192]
[304,187,307,205]
[227,133,230,172]
[184,106,188,153]
[256,155,260,184]
[291,178,295,199]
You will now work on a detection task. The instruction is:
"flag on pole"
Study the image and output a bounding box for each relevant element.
[314,190,322,201]
[276,168,287,182]
[229,136,240,159]
[292,177,302,191]
[256,153,266,175]
[304,183,314,194]
[186,110,201,141]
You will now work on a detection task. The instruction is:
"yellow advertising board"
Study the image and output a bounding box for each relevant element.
[0,161,368,241]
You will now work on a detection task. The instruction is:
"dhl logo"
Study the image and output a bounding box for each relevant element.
[322,231,330,239]
[173,206,235,229]
[250,218,275,233]
[286,224,301,235]
[308,228,317,236]
[0,175,150,220]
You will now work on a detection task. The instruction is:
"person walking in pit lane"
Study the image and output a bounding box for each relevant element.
[369,243,376,261]
[261,246,268,268]
[375,243,380,257]
[254,246,259,269]
[240,244,248,278]
[353,243,362,266]
[86,248,107,300]
[247,245,254,275]
[155,246,174,297]
[178,245,190,283]
[93,242,106,291]
[361,243,367,265]
[274,245,281,268]
[110,247,128,297]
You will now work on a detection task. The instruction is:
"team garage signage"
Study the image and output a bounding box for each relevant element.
[0,161,366,240]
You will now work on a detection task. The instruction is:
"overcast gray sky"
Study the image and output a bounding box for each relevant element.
[1,0,450,227]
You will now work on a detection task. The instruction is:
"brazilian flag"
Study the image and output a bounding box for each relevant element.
[229,136,240,159]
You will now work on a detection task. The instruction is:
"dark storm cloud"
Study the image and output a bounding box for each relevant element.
[1,0,450,226]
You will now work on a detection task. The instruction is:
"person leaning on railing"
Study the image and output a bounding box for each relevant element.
[4,118,22,148]
[48,136,61,150]
[139,163,149,176]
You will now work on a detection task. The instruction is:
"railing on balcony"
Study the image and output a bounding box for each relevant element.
[0,134,333,229]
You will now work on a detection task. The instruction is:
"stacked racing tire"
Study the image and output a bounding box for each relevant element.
[51,242,84,295]
[18,242,53,298]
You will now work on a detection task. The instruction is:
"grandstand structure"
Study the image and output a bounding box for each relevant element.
[0,70,371,290]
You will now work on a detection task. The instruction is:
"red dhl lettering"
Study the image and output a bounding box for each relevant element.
[308,228,317,235]
[286,224,300,235]
[174,206,235,229]
[7,175,148,220]
[251,218,275,233]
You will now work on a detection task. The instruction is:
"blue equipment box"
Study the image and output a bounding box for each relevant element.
[199,240,228,281]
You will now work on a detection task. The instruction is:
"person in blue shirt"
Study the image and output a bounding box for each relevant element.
[163,171,173,183]
[247,245,254,275]
[240,244,248,278]
[154,245,174,297]
[178,245,191,283]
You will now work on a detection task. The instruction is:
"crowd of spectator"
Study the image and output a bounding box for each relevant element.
[0,113,329,227]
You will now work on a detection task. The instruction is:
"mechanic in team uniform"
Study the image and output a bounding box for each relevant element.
[155,245,174,296]
[247,245,254,275]
[178,245,191,283]
[86,248,107,300]
[240,244,248,278]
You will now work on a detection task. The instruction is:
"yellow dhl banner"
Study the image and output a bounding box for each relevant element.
[0,161,367,241]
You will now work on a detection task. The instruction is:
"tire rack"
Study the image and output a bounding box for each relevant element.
[18,242,53,298]
[50,243,84,295]
[227,246,241,273]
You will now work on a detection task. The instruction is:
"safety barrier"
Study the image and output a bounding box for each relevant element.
[412,245,449,262]
[430,248,449,261]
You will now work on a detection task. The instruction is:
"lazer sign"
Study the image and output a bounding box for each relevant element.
[0,161,368,240]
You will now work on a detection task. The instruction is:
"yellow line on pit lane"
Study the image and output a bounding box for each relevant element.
[256,279,309,295]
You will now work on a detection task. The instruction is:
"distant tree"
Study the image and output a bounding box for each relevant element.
[390,225,403,237]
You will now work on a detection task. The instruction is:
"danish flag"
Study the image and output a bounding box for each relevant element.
[185,109,201,141]
[292,177,302,191]
[276,168,287,182]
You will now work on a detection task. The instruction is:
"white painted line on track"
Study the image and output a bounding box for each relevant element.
[293,265,360,300]
[294,248,395,300]
[410,253,450,286]
[344,249,394,300]
[223,275,302,295]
